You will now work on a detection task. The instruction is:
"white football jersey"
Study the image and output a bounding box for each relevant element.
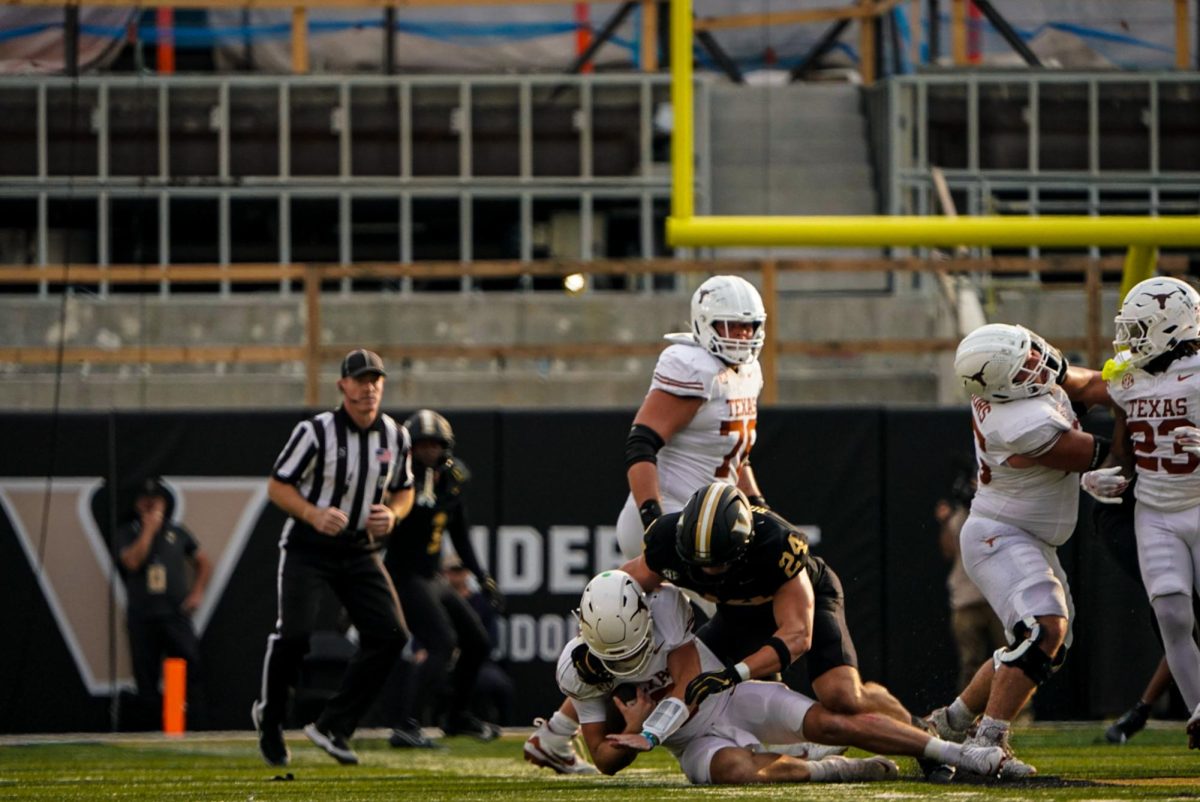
[646,340,763,510]
[1109,352,1200,512]
[558,585,728,746]
[968,385,1080,545]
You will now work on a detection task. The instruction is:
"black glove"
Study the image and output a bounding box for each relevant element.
[684,666,742,707]
[746,494,769,510]
[638,499,664,529]
[481,575,506,613]
[570,642,613,685]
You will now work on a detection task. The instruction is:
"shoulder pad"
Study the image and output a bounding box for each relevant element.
[642,512,681,572]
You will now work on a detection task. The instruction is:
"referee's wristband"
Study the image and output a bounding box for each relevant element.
[641,731,660,749]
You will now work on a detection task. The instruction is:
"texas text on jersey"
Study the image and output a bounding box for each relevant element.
[642,508,812,606]
[1109,351,1200,511]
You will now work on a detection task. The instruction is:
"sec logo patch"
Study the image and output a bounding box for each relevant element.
[1121,373,1135,389]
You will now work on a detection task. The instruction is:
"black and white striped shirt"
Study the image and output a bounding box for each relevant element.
[272,406,413,552]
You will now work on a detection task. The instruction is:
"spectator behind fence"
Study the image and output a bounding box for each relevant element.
[113,476,211,730]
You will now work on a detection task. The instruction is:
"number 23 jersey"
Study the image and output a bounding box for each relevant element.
[1108,352,1200,511]
[649,341,763,509]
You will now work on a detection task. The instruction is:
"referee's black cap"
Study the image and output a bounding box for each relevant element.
[341,349,387,379]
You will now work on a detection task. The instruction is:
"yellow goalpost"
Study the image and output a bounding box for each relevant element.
[665,0,1200,251]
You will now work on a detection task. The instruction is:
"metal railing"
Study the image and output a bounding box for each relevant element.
[887,72,1200,260]
[0,73,697,296]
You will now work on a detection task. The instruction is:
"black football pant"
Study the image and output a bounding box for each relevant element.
[257,546,408,738]
[127,610,205,728]
[387,572,491,724]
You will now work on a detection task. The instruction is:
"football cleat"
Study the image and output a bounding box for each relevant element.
[304,723,360,765]
[1187,704,1200,749]
[523,717,599,775]
[251,700,289,768]
[389,719,445,749]
[1105,702,1151,744]
[954,743,1006,777]
[965,727,1037,779]
[444,712,501,742]
[925,706,970,743]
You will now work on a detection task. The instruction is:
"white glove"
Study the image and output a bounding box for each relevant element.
[1080,466,1128,504]
[1174,426,1200,456]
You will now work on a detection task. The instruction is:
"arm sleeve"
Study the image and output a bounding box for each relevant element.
[447,504,486,578]
[272,420,317,484]
[650,345,713,400]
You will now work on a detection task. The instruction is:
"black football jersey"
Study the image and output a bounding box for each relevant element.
[642,508,812,606]
[385,456,481,578]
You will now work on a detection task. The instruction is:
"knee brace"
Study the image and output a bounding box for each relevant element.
[992,617,1064,686]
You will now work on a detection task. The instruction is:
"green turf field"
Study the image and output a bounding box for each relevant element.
[0,724,1197,801]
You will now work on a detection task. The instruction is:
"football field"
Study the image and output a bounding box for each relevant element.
[1,723,1197,801]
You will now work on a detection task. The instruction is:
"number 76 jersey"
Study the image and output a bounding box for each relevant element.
[650,341,763,509]
[1108,353,1200,511]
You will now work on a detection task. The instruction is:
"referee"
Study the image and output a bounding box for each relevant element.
[252,348,415,767]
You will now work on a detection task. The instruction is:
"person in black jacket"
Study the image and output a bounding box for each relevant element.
[384,409,505,746]
[114,476,211,729]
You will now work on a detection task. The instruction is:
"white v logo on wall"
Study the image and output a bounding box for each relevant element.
[0,477,267,696]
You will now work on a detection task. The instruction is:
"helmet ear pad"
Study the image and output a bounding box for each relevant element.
[675,483,754,569]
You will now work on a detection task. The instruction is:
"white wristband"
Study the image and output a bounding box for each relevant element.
[734,661,752,681]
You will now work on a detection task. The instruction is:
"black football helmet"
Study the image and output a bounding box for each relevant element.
[403,409,455,450]
[675,483,755,570]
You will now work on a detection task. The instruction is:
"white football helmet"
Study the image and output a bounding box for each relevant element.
[1114,277,1200,368]
[691,275,766,366]
[576,570,653,678]
[954,323,1062,402]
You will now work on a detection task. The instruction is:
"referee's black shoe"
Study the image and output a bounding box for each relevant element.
[304,723,360,765]
[251,701,289,767]
[444,712,501,741]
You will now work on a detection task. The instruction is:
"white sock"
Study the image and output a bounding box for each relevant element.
[548,711,579,736]
[976,715,1010,742]
[805,755,846,782]
[947,697,975,730]
[923,737,960,764]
